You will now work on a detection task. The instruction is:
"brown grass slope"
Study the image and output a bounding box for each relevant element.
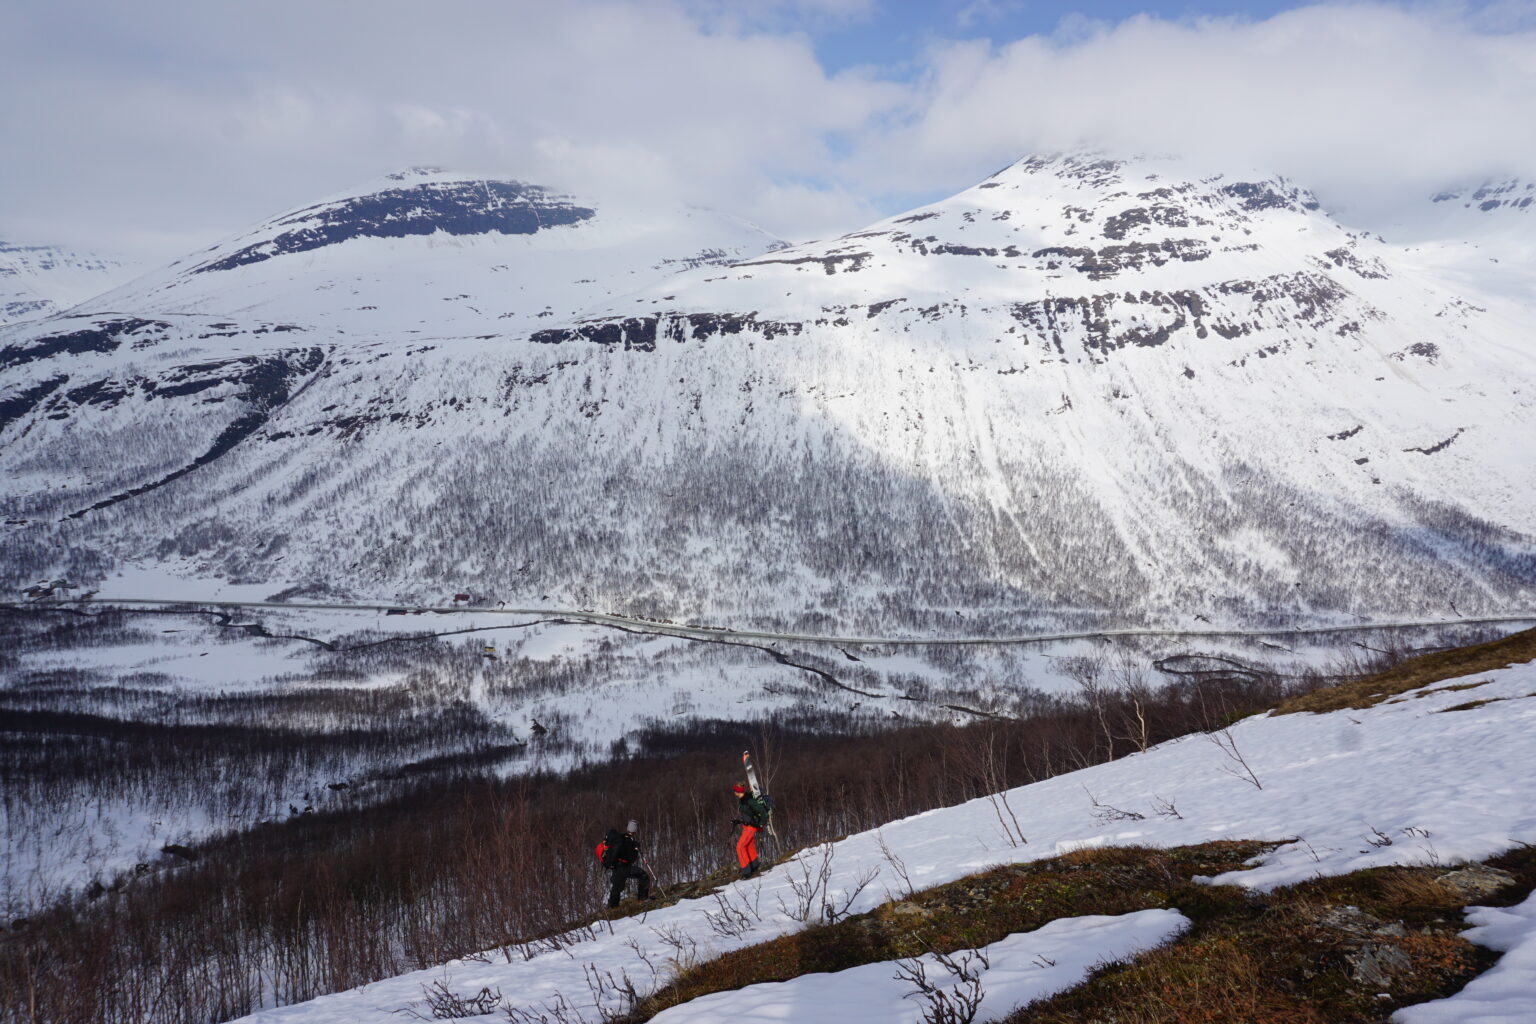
[1275,625,1536,715]
[608,627,1536,1022]
[609,843,1536,1024]
[1015,845,1536,1024]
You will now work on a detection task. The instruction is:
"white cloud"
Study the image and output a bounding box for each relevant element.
[0,0,897,257]
[955,0,1030,30]
[845,4,1536,224]
[0,1,1531,261]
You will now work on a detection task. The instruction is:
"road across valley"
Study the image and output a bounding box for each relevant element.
[7,596,1536,648]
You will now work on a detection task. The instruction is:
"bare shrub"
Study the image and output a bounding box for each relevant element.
[504,991,596,1024]
[877,828,915,898]
[703,889,761,939]
[1085,787,1147,823]
[895,946,991,1024]
[774,845,879,925]
[405,979,504,1020]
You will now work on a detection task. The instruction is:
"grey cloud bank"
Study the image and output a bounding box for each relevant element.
[2,0,1533,261]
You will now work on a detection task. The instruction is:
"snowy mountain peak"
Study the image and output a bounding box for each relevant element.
[186,171,597,275]
[986,151,1323,215]
[383,165,450,181]
[73,171,786,337]
[3,153,1533,630]
[550,150,1362,327]
[1432,177,1535,216]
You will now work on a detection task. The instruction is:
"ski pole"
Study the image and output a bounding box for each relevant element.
[636,853,669,900]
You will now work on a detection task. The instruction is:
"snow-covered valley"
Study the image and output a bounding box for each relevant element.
[5,597,1535,1023]
[11,598,1477,912]
[4,150,1536,1024]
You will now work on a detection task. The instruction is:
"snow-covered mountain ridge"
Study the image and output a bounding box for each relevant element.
[190,167,599,272]
[1,154,1533,631]
[83,166,787,339]
[0,239,136,326]
[1432,177,1535,216]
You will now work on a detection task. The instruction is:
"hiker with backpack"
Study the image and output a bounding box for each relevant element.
[731,783,773,879]
[595,820,651,908]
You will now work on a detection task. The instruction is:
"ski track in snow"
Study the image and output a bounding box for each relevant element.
[227,659,1536,1023]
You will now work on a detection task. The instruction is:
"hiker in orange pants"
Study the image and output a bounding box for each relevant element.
[731,782,771,879]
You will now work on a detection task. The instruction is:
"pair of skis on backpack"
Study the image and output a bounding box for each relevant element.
[741,749,778,841]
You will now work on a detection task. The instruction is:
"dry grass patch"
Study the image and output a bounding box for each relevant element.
[599,862,748,923]
[611,843,1536,1024]
[614,842,1275,1022]
[1438,697,1506,713]
[1418,680,1495,696]
[1014,848,1536,1024]
[1275,626,1536,715]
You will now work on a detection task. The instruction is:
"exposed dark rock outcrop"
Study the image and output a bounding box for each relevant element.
[0,318,170,371]
[195,180,596,273]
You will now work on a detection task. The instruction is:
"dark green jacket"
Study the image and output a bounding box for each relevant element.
[738,794,772,827]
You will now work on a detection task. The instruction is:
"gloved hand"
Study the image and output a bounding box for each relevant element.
[730,817,744,825]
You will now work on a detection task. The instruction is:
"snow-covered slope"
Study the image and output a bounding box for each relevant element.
[2,155,1533,630]
[0,240,135,326]
[1387,176,1536,312]
[222,647,1536,1023]
[86,166,786,338]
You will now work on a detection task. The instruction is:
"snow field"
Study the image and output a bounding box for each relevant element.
[649,909,1189,1024]
[227,656,1536,1023]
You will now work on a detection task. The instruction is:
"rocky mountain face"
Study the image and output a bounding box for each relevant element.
[1,155,1532,632]
[0,241,134,326]
[1432,178,1535,216]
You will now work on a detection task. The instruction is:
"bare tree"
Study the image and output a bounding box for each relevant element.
[1207,726,1263,789]
[876,829,915,899]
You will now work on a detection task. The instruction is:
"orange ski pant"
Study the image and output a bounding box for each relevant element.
[735,825,759,868]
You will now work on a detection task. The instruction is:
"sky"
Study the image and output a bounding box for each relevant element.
[2,0,1534,262]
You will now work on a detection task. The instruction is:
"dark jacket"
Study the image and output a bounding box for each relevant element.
[596,828,640,869]
[737,793,772,828]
